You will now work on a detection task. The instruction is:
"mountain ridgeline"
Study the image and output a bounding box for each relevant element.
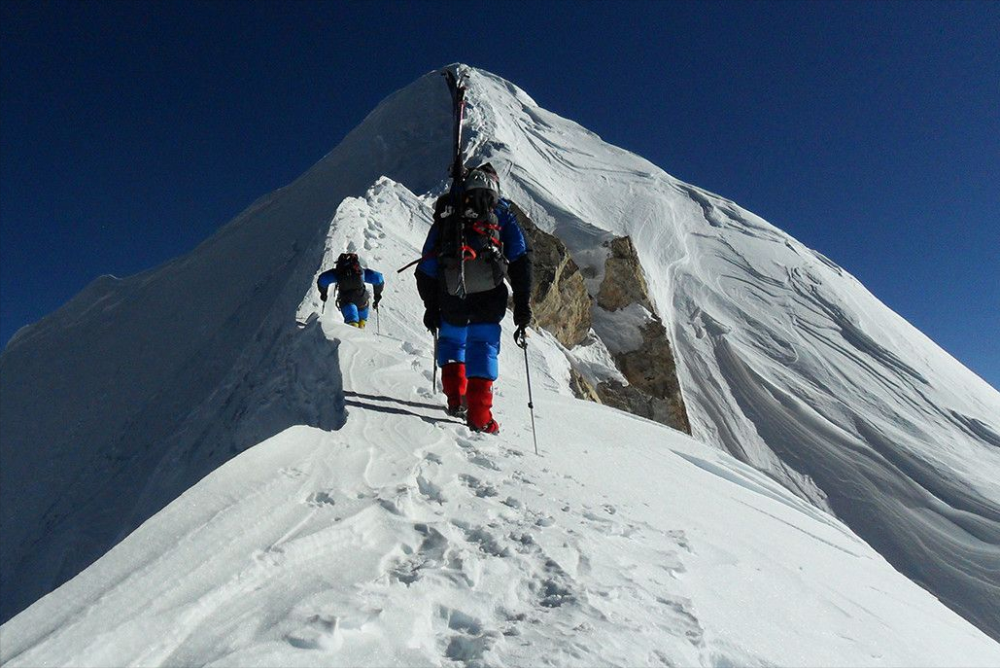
[1,65,998,645]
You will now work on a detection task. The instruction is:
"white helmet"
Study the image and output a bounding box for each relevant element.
[463,163,500,195]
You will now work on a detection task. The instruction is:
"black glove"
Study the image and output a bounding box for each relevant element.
[513,325,528,348]
[319,290,328,302]
[373,294,382,309]
[423,308,439,333]
[513,302,532,328]
[513,303,531,347]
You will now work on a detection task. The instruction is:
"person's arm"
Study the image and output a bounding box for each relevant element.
[499,205,533,329]
[415,216,440,278]
[316,269,338,301]
[365,269,385,307]
[414,225,442,331]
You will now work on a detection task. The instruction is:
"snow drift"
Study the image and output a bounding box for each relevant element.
[2,65,998,662]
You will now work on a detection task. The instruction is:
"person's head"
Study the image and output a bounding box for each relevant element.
[462,163,500,217]
[337,252,362,273]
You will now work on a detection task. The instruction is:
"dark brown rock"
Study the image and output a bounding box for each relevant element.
[608,317,691,433]
[593,235,691,434]
[508,202,592,348]
[596,236,653,312]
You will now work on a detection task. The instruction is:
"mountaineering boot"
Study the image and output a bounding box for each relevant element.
[347,321,361,328]
[466,377,499,434]
[442,363,468,418]
[358,319,367,329]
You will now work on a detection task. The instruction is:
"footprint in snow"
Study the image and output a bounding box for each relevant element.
[401,340,425,355]
[457,523,510,558]
[417,474,446,504]
[386,523,458,586]
[467,452,501,471]
[501,496,522,509]
[305,491,337,508]
[511,471,535,486]
[460,473,499,498]
[438,606,498,663]
[653,594,704,645]
[286,614,340,651]
[668,529,693,553]
[253,545,286,567]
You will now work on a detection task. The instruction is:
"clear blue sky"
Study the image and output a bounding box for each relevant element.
[2,1,997,388]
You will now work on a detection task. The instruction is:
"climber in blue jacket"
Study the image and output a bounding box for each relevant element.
[317,252,385,329]
[415,163,533,433]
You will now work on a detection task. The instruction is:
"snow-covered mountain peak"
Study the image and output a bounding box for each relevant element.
[442,67,1000,639]
[2,65,999,661]
[4,177,999,666]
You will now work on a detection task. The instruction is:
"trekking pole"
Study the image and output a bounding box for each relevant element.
[376,306,381,336]
[432,331,439,394]
[516,327,539,455]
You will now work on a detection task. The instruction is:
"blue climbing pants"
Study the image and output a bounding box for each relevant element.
[340,303,370,323]
[437,321,501,380]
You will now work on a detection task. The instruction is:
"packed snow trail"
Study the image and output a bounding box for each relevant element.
[2,64,998,649]
[3,179,999,667]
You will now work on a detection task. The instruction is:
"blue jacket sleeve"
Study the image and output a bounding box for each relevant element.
[498,202,528,262]
[317,269,338,292]
[364,269,384,286]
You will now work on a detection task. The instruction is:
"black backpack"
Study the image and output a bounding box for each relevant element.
[335,253,366,304]
[434,192,508,298]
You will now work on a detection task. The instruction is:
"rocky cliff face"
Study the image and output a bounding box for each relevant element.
[592,236,690,434]
[596,319,691,434]
[596,237,653,312]
[510,204,690,434]
[509,203,592,349]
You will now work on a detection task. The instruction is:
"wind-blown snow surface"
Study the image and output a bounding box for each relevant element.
[3,180,998,667]
[443,69,1000,638]
[1,65,999,660]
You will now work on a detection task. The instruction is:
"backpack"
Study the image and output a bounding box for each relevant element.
[334,253,366,305]
[434,193,508,298]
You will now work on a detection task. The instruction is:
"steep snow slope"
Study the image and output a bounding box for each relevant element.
[3,180,998,667]
[0,73,459,623]
[1,64,998,644]
[446,68,1000,638]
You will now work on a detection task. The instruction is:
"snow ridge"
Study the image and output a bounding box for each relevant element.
[1,65,999,657]
[3,180,997,666]
[449,67,1000,639]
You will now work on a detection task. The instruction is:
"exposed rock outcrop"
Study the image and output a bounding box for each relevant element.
[599,318,691,433]
[509,203,592,348]
[596,236,653,312]
[505,207,689,434]
[593,236,691,434]
[569,367,602,403]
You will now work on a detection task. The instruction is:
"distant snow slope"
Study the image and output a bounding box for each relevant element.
[1,64,998,651]
[3,180,997,667]
[0,72,458,624]
[448,68,1000,638]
